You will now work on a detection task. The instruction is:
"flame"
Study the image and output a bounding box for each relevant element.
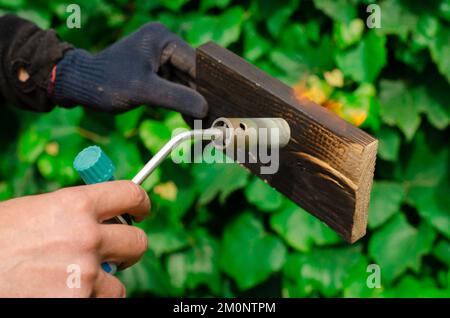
[293,73,367,127]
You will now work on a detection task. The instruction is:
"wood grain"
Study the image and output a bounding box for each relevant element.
[195,42,378,243]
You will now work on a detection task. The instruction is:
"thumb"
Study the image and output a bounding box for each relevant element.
[144,75,208,118]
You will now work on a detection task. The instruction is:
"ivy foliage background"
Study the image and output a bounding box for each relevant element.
[0,0,449,297]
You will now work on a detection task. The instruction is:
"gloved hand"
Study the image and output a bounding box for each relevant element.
[52,23,207,118]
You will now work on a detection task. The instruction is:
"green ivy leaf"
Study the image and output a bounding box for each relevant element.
[0,182,12,201]
[283,245,365,297]
[313,0,356,23]
[439,0,450,22]
[193,162,249,206]
[200,0,231,12]
[221,212,286,290]
[104,134,143,180]
[408,179,450,239]
[167,229,221,294]
[115,107,144,137]
[37,134,84,185]
[18,126,49,164]
[244,177,283,212]
[414,84,450,130]
[266,0,299,38]
[270,201,341,251]
[368,181,404,229]
[0,0,26,9]
[333,19,364,49]
[378,0,418,41]
[17,9,51,29]
[369,215,437,284]
[403,132,449,191]
[145,216,190,257]
[383,275,450,298]
[419,18,450,83]
[118,249,173,296]
[243,22,271,62]
[379,80,420,141]
[152,165,197,220]
[139,119,172,154]
[271,35,335,81]
[336,31,387,83]
[159,0,189,11]
[376,126,401,161]
[434,240,450,266]
[185,6,245,47]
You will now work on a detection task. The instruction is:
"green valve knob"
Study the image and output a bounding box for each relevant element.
[73,146,115,184]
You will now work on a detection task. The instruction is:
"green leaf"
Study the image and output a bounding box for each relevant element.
[193,162,249,206]
[333,19,364,49]
[378,0,418,41]
[403,132,449,190]
[439,0,450,22]
[140,167,161,192]
[313,0,356,23]
[270,201,341,252]
[200,0,231,11]
[393,41,428,73]
[243,22,271,62]
[145,216,189,257]
[271,35,335,80]
[139,119,172,154]
[115,107,144,137]
[185,7,245,47]
[414,84,450,130]
[283,245,365,297]
[221,212,286,290]
[409,179,450,239]
[279,23,309,51]
[336,31,387,83]
[167,230,221,294]
[159,0,188,11]
[376,126,401,161]
[378,80,420,141]
[0,182,12,201]
[0,0,25,9]
[369,215,437,284]
[104,134,143,180]
[37,134,84,185]
[18,126,49,164]
[420,19,450,83]
[434,240,450,266]
[118,249,173,296]
[413,15,439,49]
[368,181,404,229]
[266,1,298,38]
[152,165,197,220]
[244,177,283,212]
[383,275,450,298]
[17,9,51,29]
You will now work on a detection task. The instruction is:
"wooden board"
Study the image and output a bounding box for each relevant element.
[195,42,378,243]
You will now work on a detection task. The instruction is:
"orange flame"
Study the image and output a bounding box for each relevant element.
[292,74,367,127]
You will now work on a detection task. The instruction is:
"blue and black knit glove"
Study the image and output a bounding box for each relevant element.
[52,23,207,118]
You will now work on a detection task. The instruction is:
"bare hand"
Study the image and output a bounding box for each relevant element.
[0,180,150,297]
